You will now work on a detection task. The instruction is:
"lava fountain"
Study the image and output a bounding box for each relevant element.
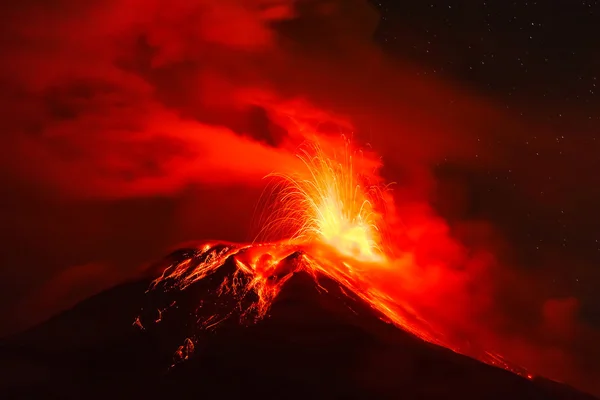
[138,136,528,377]
[255,139,386,263]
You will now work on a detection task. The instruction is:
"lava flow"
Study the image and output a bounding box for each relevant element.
[139,137,528,377]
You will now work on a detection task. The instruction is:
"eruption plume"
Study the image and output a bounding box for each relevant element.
[140,136,527,377]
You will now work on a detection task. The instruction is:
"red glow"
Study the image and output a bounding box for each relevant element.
[146,136,528,377]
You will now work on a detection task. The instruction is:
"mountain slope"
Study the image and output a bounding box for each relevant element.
[0,246,596,400]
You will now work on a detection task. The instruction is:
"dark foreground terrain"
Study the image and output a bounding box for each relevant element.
[0,247,596,400]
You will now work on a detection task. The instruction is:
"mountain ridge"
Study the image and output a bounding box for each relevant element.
[0,244,596,400]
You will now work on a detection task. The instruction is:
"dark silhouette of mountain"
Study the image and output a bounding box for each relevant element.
[0,245,596,400]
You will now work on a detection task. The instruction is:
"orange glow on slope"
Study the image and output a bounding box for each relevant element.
[143,136,527,377]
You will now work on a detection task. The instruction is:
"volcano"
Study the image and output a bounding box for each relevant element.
[1,138,596,399]
[0,242,596,400]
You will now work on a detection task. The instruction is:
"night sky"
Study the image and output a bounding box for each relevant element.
[0,0,598,394]
[376,1,599,107]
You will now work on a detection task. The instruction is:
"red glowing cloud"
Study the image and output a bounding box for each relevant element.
[0,0,497,201]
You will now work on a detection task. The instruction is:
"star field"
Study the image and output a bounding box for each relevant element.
[374,1,599,109]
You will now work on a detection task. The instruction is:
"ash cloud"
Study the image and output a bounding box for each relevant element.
[0,0,598,395]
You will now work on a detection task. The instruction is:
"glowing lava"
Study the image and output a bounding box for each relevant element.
[257,139,385,262]
[140,137,528,377]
